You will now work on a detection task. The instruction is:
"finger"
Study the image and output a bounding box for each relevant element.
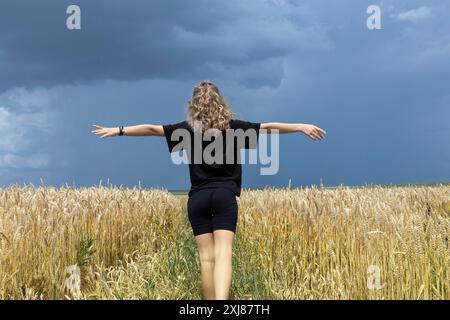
[308,133,318,140]
[316,127,326,135]
[310,132,321,140]
[314,130,324,140]
[92,124,103,129]
[315,128,325,138]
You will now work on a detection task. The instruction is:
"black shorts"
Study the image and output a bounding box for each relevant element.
[187,187,238,236]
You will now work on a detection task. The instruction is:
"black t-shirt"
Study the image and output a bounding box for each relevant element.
[162,119,261,196]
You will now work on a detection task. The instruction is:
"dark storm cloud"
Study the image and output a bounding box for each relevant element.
[0,0,322,92]
[1,0,449,188]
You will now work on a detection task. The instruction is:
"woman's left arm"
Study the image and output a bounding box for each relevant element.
[91,124,164,138]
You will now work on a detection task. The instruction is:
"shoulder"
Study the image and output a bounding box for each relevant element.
[229,119,260,131]
[162,121,190,136]
[163,121,189,130]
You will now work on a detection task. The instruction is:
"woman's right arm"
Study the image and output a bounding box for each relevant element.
[260,122,326,140]
[91,124,164,138]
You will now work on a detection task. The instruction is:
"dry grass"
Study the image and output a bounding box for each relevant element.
[0,185,449,299]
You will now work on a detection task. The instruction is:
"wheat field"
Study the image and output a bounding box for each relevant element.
[0,185,449,300]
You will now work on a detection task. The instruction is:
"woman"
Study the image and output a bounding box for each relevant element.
[91,80,325,300]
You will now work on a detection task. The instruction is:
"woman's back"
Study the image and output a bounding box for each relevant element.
[162,118,261,196]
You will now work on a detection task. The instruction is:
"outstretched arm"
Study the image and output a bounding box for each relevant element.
[91,124,164,138]
[260,122,326,141]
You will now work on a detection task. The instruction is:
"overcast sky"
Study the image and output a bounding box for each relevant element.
[1,0,449,189]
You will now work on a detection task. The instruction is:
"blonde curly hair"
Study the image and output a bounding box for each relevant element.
[187,80,234,132]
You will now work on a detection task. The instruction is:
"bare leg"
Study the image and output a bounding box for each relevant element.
[213,230,235,300]
[194,233,215,300]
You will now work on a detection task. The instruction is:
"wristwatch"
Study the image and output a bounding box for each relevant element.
[118,126,124,136]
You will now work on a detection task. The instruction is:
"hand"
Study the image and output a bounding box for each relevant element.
[300,124,326,141]
[91,124,119,138]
